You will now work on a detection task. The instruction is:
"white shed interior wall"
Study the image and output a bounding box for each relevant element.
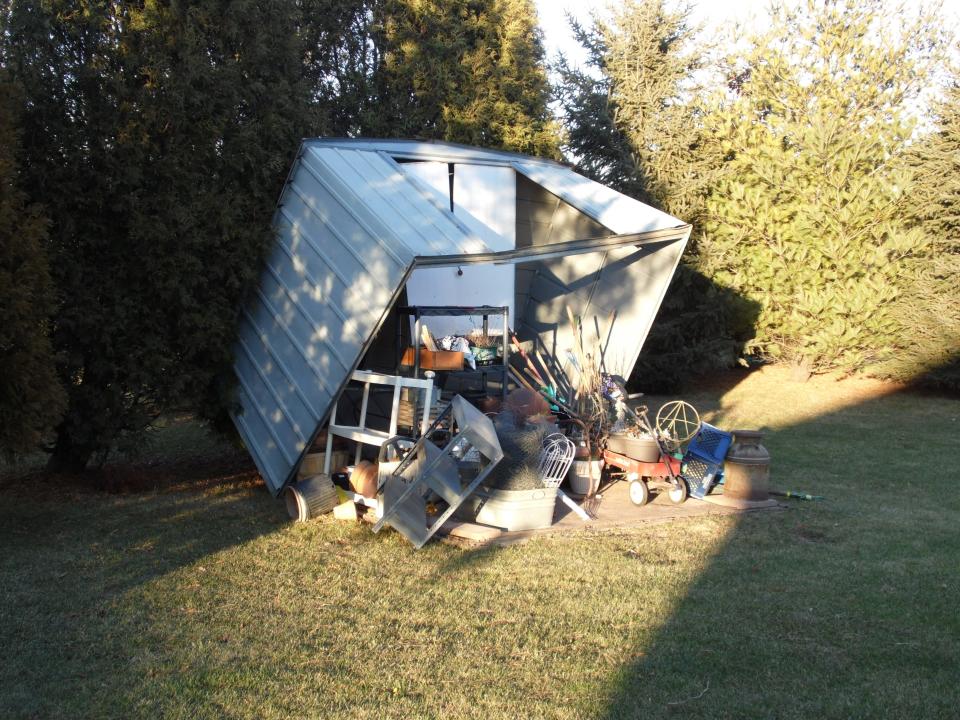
[402,162,516,337]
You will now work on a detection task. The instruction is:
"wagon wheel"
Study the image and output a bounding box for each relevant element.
[628,479,649,506]
[667,476,688,504]
[655,400,701,451]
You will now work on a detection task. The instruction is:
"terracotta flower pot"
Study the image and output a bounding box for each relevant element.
[349,460,379,499]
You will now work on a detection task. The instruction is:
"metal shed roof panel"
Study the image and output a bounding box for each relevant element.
[305,137,568,168]
[512,161,684,236]
[395,161,512,252]
[301,147,491,258]
[304,139,685,238]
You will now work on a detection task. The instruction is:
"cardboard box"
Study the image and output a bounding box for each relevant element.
[400,347,464,370]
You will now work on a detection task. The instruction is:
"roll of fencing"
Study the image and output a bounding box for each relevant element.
[285,474,338,521]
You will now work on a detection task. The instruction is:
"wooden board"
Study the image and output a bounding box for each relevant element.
[438,520,504,542]
[400,347,464,370]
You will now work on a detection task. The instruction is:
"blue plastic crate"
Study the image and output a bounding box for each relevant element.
[681,455,721,499]
[680,423,733,499]
[686,423,733,465]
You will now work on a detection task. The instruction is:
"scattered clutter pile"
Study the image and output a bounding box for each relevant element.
[284,308,773,548]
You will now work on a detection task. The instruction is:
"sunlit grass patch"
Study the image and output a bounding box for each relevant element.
[1,368,957,718]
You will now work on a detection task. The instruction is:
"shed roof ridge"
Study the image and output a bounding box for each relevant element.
[302,137,569,169]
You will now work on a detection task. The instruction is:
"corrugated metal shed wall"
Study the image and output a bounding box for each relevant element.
[512,169,689,381]
[232,145,492,494]
[514,173,612,334]
[517,240,688,381]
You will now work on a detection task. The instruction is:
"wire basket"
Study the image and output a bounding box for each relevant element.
[537,433,576,489]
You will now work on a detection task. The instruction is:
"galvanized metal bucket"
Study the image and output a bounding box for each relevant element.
[285,474,338,521]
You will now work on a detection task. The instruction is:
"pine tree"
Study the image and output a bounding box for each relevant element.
[0,74,65,458]
[369,0,560,156]
[554,1,744,390]
[879,80,960,388]
[699,0,945,378]
[5,1,318,470]
[554,16,647,200]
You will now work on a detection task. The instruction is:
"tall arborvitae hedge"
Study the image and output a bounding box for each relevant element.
[6,1,318,470]
[1,0,561,470]
[0,75,65,458]
[699,0,944,378]
[555,0,950,388]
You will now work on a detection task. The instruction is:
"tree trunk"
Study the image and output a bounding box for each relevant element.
[46,431,94,474]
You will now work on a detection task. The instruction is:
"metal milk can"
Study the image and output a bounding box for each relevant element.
[723,430,770,501]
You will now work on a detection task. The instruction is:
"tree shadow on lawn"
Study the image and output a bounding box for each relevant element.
[4,368,957,718]
[597,366,960,719]
[0,449,288,716]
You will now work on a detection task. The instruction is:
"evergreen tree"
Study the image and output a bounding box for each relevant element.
[554,1,744,390]
[370,0,560,156]
[699,0,945,378]
[554,16,647,200]
[301,0,383,136]
[556,1,716,218]
[5,1,317,470]
[0,73,65,458]
[879,80,960,389]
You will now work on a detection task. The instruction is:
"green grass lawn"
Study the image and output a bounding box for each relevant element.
[1,367,958,719]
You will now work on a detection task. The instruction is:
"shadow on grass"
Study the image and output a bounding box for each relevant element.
[435,543,505,576]
[3,369,957,718]
[0,444,286,716]
[598,363,960,718]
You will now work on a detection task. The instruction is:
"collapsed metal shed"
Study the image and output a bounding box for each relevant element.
[231,139,691,495]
